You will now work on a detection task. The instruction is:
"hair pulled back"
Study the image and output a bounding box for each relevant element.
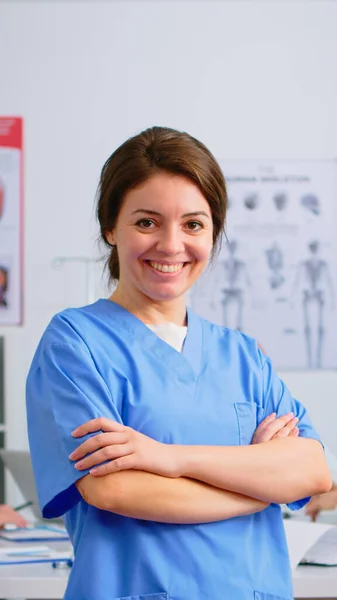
[97,126,227,281]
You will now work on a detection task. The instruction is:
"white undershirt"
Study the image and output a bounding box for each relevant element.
[146,322,187,353]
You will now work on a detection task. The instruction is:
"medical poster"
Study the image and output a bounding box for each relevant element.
[0,117,23,325]
[190,160,337,370]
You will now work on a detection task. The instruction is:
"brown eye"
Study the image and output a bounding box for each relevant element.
[136,219,155,229]
[186,221,203,231]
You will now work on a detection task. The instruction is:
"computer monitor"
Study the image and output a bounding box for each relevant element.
[0,449,44,521]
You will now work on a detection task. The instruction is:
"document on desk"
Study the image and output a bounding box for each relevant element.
[284,520,337,569]
[0,545,73,565]
[0,524,69,543]
[300,525,337,566]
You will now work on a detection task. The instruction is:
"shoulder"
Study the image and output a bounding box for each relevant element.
[29,302,104,370]
[196,312,267,370]
[43,300,105,344]
[42,307,89,346]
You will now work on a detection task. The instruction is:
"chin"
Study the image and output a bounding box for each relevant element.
[144,285,186,303]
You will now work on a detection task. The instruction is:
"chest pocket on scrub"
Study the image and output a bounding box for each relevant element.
[234,402,258,445]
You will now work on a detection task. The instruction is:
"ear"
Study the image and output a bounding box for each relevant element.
[105,230,116,246]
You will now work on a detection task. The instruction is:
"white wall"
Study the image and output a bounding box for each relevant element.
[1,1,337,474]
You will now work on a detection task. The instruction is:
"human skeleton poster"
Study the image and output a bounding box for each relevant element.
[191,160,337,370]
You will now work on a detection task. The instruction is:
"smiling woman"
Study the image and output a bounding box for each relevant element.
[104,172,214,320]
[26,126,331,600]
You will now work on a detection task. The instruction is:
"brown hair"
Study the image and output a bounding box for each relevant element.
[96,126,227,281]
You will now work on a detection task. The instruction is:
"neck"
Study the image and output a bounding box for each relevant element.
[110,287,187,326]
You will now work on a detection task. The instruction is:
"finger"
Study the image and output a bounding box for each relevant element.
[261,413,296,439]
[9,514,27,527]
[289,426,299,437]
[69,432,128,460]
[273,418,299,439]
[253,413,295,443]
[255,413,277,432]
[258,412,294,435]
[75,444,133,471]
[274,417,299,437]
[72,418,125,438]
[2,506,25,526]
[90,455,135,476]
[305,506,315,517]
[252,413,276,443]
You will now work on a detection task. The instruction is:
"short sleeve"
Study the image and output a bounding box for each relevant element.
[261,353,323,511]
[26,339,122,519]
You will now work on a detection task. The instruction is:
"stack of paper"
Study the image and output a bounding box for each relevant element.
[284,519,337,568]
[0,524,69,543]
[300,526,337,566]
[0,544,73,565]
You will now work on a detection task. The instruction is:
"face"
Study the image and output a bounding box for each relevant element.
[106,171,213,312]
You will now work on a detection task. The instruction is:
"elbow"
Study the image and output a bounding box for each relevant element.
[267,439,332,503]
[312,471,333,495]
[286,471,332,505]
[76,474,121,513]
[306,441,333,496]
[290,440,333,500]
[270,474,332,505]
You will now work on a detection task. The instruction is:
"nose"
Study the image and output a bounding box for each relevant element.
[155,225,185,256]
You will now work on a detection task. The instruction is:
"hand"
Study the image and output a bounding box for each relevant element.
[252,412,299,444]
[70,418,179,478]
[0,504,28,528]
[305,488,337,522]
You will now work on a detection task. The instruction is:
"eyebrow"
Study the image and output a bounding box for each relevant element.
[131,209,210,219]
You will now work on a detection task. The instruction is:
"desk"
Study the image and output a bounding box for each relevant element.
[294,565,337,598]
[0,538,71,599]
[0,562,68,598]
[0,565,337,599]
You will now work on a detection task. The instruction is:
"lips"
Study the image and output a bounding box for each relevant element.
[147,261,184,273]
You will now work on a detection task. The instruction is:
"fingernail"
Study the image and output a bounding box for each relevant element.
[69,451,77,459]
[90,468,98,475]
[75,461,83,469]
[71,429,78,437]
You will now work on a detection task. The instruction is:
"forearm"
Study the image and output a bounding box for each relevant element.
[174,438,332,504]
[77,471,268,524]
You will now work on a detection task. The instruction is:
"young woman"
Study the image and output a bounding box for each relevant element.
[26,126,331,600]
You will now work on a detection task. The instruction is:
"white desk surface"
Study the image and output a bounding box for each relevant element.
[294,565,337,598]
[1,518,337,600]
[0,561,68,599]
[0,564,337,599]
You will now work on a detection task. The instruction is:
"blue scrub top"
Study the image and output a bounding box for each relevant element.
[26,300,321,600]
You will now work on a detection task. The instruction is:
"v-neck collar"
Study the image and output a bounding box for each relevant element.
[95,299,203,379]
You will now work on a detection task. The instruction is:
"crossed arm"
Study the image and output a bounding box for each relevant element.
[74,413,331,523]
[77,470,269,523]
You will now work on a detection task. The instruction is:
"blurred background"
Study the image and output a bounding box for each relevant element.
[1,0,337,508]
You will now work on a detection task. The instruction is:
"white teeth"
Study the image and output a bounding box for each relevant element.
[149,262,184,273]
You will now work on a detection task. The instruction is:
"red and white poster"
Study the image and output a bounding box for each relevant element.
[0,117,23,325]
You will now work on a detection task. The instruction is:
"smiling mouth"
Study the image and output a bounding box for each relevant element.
[146,261,185,273]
